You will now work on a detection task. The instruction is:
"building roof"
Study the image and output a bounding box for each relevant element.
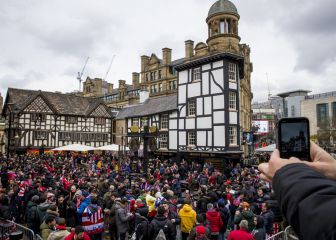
[277,89,311,98]
[208,0,239,18]
[115,94,177,119]
[3,88,111,117]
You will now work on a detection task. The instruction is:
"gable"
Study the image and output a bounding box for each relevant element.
[90,105,111,118]
[149,54,160,65]
[24,96,53,113]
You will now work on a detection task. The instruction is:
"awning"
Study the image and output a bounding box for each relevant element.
[52,143,97,152]
[96,144,129,151]
[255,144,276,153]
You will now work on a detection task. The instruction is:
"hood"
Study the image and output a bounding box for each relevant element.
[182,204,193,212]
[46,209,60,217]
[27,201,37,208]
[207,210,219,217]
[38,202,50,211]
[242,210,254,219]
[153,215,168,224]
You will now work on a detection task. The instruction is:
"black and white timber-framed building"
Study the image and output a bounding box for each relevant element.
[2,88,112,153]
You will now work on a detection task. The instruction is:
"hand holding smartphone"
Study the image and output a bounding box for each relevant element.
[277,117,310,161]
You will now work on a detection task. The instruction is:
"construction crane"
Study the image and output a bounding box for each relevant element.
[77,57,90,92]
[103,55,116,81]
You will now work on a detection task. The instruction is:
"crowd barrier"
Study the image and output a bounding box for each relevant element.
[0,218,36,240]
[266,226,299,240]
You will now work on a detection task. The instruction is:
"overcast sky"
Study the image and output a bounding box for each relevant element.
[1,0,336,103]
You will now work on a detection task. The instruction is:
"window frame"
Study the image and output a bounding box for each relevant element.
[159,133,168,149]
[229,92,237,110]
[187,131,196,146]
[229,126,237,146]
[228,62,237,82]
[94,117,106,125]
[192,67,201,82]
[187,99,196,117]
[66,116,78,124]
[160,114,169,129]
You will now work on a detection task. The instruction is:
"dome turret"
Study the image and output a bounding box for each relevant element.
[208,0,239,19]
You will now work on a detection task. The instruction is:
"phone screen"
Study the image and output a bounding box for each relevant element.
[278,118,310,160]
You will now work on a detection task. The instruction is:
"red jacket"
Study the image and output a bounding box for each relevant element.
[227,229,255,240]
[206,209,223,233]
[64,231,91,240]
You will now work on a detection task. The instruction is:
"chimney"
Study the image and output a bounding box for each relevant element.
[132,72,140,87]
[185,40,194,59]
[139,84,149,103]
[108,83,114,93]
[162,48,172,65]
[141,55,150,72]
[118,80,126,88]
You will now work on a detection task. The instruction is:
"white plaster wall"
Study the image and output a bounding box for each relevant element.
[197,131,207,146]
[179,119,185,130]
[207,131,212,146]
[202,64,211,71]
[170,111,177,118]
[204,97,212,114]
[229,82,237,90]
[211,69,224,91]
[213,60,223,68]
[179,70,188,84]
[169,119,177,130]
[214,125,225,147]
[185,118,195,129]
[214,111,225,124]
[179,105,186,117]
[229,111,238,124]
[179,131,186,146]
[197,98,203,116]
[188,82,201,98]
[197,117,212,129]
[202,72,209,95]
[169,131,177,149]
[178,85,186,104]
[213,95,225,109]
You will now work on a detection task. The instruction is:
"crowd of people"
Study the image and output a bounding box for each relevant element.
[0,153,282,240]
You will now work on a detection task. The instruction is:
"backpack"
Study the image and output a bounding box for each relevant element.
[195,225,208,240]
[155,229,166,240]
[153,220,168,240]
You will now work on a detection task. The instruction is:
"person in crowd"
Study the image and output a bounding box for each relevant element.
[64,226,91,240]
[134,200,149,240]
[260,202,274,236]
[115,197,133,240]
[179,198,197,240]
[188,214,211,240]
[40,216,56,240]
[47,218,70,240]
[234,202,255,232]
[44,204,60,223]
[82,196,104,240]
[227,220,255,240]
[258,142,336,240]
[251,216,265,240]
[37,192,55,225]
[26,195,40,233]
[205,203,223,240]
[0,194,12,220]
[149,206,176,240]
[218,201,230,240]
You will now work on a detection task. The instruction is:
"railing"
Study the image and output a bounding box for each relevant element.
[0,218,36,240]
[266,226,299,240]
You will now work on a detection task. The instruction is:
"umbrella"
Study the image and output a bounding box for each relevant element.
[96,144,129,151]
[52,143,97,152]
[255,144,276,153]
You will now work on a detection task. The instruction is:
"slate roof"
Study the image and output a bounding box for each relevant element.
[4,88,111,117]
[115,95,177,119]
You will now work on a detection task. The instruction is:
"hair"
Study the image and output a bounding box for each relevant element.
[57,218,66,226]
[75,226,85,234]
[239,220,249,231]
[157,206,165,215]
[196,214,204,224]
[184,198,191,205]
[207,203,214,210]
[45,216,56,224]
[263,202,271,210]
[48,204,58,212]
[91,196,98,205]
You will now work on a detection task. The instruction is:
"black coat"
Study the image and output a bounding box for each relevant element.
[135,215,149,240]
[149,215,176,240]
[274,163,336,240]
[25,201,39,233]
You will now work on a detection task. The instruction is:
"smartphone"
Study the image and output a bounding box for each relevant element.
[277,117,310,161]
